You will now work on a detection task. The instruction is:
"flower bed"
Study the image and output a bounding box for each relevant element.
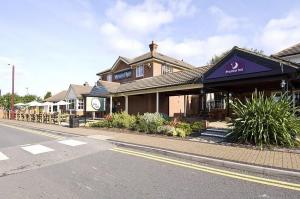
[88,112,205,138]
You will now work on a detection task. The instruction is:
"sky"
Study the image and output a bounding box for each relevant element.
[0,0,300,97]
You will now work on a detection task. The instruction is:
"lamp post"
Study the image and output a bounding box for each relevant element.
[8,64,15,119]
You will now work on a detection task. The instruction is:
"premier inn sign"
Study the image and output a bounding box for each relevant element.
[206,55,272,80]
[86,97,106,112]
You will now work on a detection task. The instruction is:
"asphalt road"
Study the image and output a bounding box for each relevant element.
[0,124,54,148]
[0,124,299,199]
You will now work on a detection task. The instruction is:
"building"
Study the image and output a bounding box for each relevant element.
[90,41,203,118]
[45,82,92,115]
[45,90,67,113]
[88,42,300,120]
[273,43,300,64]
[65,83,92,115]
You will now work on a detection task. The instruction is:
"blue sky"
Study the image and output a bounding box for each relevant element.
[1,0,300,97]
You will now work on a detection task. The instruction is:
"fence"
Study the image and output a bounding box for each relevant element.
[2,111,69,125]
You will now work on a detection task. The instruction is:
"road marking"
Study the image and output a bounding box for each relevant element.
[21,144,54,155]
[58,139,86,147]
[111,147,300,192]
[0,123,64,139]
[88,135,112,140]
[0,152,9,160]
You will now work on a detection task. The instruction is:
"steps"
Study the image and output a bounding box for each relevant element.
[201,128,230,138]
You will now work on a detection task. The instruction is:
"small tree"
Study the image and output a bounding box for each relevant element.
[44,91,52,100]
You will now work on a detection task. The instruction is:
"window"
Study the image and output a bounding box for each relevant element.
[78,99,84,110]
[136,65,144,77]
[161,64,173,75]
[107,74,112,82]
[68,99,75,110]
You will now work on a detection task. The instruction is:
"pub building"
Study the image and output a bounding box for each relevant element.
[86,42,300,120]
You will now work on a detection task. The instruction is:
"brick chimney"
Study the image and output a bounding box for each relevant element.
[149,41,158,56]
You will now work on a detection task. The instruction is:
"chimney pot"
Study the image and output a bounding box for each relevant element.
[149,41,158,56]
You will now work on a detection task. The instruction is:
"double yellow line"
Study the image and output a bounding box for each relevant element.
[111,147,300,192]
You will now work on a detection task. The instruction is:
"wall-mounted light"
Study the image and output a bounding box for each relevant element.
[280,80,286,89]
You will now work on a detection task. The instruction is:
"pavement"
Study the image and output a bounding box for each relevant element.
[0,121,300,198]
[1,119,299,173]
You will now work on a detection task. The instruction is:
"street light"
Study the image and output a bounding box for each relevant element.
[8,64,15,119]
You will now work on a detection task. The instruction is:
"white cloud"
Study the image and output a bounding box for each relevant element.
[100,22,145,56]
[106,0,173,34]
[159,34,245,65]
[259,10,300,53]
[100,0,197,57]
[209,6,248,32]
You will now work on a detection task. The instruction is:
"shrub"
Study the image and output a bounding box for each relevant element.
[89,120,110,128]
[136,112,165,133]
[228,93,300,148]
[176,122,192,136]
[157,125,177,136]
[176,128,186,138]
[191,121,204,132]
[111,112,136,129]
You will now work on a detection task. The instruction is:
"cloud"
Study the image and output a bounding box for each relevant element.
[209,6,248,32]
[259,10,300,53]
[99,0,197,57]
[100,22,145,56]
[106,0,172,34]
[159,34,245,65]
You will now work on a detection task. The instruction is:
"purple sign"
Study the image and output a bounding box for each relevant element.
[206,55,272,79]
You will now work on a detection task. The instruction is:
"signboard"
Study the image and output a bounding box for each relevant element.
[114,70,132,80]
[206,55,272,79]
[86,97,106,112]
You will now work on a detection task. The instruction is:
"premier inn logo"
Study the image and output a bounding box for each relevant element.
[225,60,244,74]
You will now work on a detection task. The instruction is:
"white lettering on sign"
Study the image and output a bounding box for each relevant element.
[225,61,244,74]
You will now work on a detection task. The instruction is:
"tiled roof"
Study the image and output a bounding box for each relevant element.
[116,66,210,93]
[89,81,120,96]
[273,42,300,57]
[70,84,92,98]
[45,90,67,102]
[97,50,196,76]
[90,66,210,96]
[130,52,195,69]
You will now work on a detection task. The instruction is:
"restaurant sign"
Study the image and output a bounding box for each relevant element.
[86,97,106,112]
[206,55,271,79]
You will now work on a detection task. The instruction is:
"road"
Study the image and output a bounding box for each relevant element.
[0,123,299,199]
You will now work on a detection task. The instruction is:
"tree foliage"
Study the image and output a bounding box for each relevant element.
[0,93,41,110]
[44,91,52,100]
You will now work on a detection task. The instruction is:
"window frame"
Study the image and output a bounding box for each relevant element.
[136,65,144,78]
[78,99,84,110]
[161,64,173,75]
[68,99,75,110]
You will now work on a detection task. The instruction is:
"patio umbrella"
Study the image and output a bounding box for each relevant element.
[54,100,70,106]
[42,102,54,106]
[14,102,26,106]
[27,101,43,107]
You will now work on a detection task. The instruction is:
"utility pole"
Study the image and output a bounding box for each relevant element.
[8,64,15,120]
